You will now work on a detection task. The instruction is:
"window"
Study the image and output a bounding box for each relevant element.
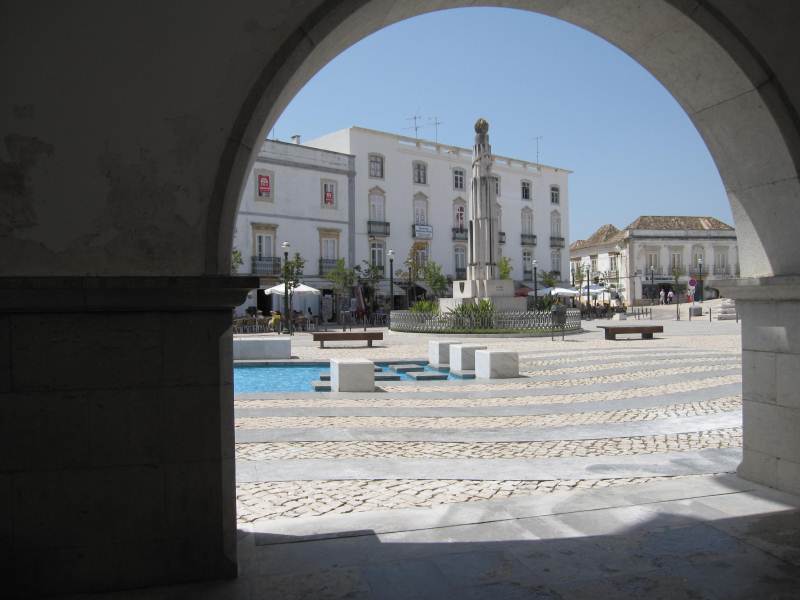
[692,247,705,269]
[550,185,560,204]
[454,246,466,269]
[647,252,659,270]
[551,249,561,272]
[521,208,533,234]
[670,251,683,270]
[413,161,427,184]
[454,202,466,229]
[715,250,728,269]
[321,180,336,208]
[521,180,531,200]
[523,250,532,272]
[255,232,273,259]
[590,257,598,273]
[453,168,465,191]
[609,255,618,272]
[370,240,385,268]
[255,169,274,201]
[550,211,561,236]
[369,190,385,221]
[415,244,429,266]
[322,238,337,260]
[368,154,384,179]
[414,196,428,225]
[494,177,501,196]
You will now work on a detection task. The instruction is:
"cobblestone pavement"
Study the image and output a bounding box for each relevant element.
[236,427,742,461]
[235,323,743,524]
[236,475,699,522]
[235,396,740,430]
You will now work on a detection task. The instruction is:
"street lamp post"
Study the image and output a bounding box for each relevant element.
[649,265,655,304]
[281,241,290,334]
[533,259,538,308]
[387,249,395,312]
[698,257,703,303]
[585,266,590,318]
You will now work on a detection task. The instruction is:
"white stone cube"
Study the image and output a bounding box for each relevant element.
[233,337,291,360]
[475,350,519,379]
[450,344,487,372]
[428,340,460,367]
[330,358,375,392]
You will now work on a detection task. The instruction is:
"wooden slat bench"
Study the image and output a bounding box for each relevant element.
[597,325,663,340]
[312,331,383,348]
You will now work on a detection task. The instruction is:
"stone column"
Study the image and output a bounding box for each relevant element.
[718,277,800,496]
[0,276,256,597]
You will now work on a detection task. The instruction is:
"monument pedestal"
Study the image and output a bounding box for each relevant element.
[440,279,527,312]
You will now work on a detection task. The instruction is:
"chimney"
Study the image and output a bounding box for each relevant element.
[291,134,301,145]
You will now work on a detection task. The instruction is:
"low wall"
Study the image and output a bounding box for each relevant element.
[389,309,582,335]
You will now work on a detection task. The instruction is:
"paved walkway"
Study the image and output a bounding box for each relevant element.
[235,320,743,523]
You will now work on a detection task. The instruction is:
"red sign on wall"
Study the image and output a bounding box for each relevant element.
[324,191,334,205]
[258,174,271,196]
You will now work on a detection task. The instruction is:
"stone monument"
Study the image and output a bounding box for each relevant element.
[440,118,527,312]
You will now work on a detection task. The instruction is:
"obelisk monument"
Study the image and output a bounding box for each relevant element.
[441,118,526,312]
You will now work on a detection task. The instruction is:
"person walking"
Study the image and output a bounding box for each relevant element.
[667,289,674,304]
[659,288,665,305]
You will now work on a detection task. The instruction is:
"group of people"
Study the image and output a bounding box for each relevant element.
[658,288,676,304]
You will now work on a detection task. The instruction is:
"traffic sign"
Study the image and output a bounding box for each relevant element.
[688,278,697,287]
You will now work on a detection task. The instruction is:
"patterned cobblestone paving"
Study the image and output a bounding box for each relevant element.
[235,397,740,430]
[236,427,742,461]
[236,475,699,523]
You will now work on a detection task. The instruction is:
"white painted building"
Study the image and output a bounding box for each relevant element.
[569,216,739,305]
[232,139,355,316]
[306,126,571,290]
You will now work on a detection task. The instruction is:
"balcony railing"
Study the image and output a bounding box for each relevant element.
[319,258,339,276]
[520,233,537,246]
[550,236,565,248]
[455,267,466,280]
[668,265,686,275]
[499,231,506,244]
[251,256,282,276]
[523,270,533,280]
[712,265,729,275]
[367,220,390,236]
[644,267,663,276]
[452,227,468,241]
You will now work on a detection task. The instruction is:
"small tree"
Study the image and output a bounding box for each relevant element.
[396,241,428,304]
[280,252,305,330]
[327,258,356,322]
[541,270,559,288]
[498,256,513,280]
[231,248,243,274]
[421,260,449,299]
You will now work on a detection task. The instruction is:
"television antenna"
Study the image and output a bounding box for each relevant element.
[428,116,443,143]
[405,112,423,139]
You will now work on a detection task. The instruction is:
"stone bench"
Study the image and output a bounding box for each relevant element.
[330,358,375,392]
[450,344,487,375]
[428,340,461,368]
[475,350,519,379]
[233,337,291,360]
[597,325,663,340]
[312,331,383,348]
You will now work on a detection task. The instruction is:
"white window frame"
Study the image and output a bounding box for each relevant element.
[321,179,337,208]
[368,153,385,179]
[522,250,532,271]
[369,188,386,222]
[414,195,428,225]
[521,180,531,200]
[550,210,561,237]
[550,185,560,205]
[370,240,385,268]
[551,249,561,272]
[321,238,338,260]
[454,245,466,270]
[521,208,533,235]
[413,161,428,185]
[453,199,466,229]
[453,167,465,191]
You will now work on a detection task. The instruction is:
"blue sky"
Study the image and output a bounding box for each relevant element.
[272,7,732,241]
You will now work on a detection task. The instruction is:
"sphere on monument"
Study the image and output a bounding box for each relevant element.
[474,118,489,134]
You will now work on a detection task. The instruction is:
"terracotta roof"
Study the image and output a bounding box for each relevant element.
[570,224,624,251]
[625,216,734,231]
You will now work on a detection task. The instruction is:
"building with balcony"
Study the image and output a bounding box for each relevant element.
[232,138,355,316]
[306,126,571,295]
[569,216,739,305]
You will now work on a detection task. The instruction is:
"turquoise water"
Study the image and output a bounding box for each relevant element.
[234,363,461,393]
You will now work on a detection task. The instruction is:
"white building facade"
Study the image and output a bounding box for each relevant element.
[306,126,571,290]
[569,216,739,305]
[233,139,355,316]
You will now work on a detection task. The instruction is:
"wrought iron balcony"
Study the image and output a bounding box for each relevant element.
[455,267,466,280]
[499,231,506,244]
[319,258,339,276]
[367,220,390,236]
[520,233,537,246]
[452,227,468,241]
[669,265,686,275]
[251,256,282,276]
[549,236,565,248]
[712,265,729,275]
